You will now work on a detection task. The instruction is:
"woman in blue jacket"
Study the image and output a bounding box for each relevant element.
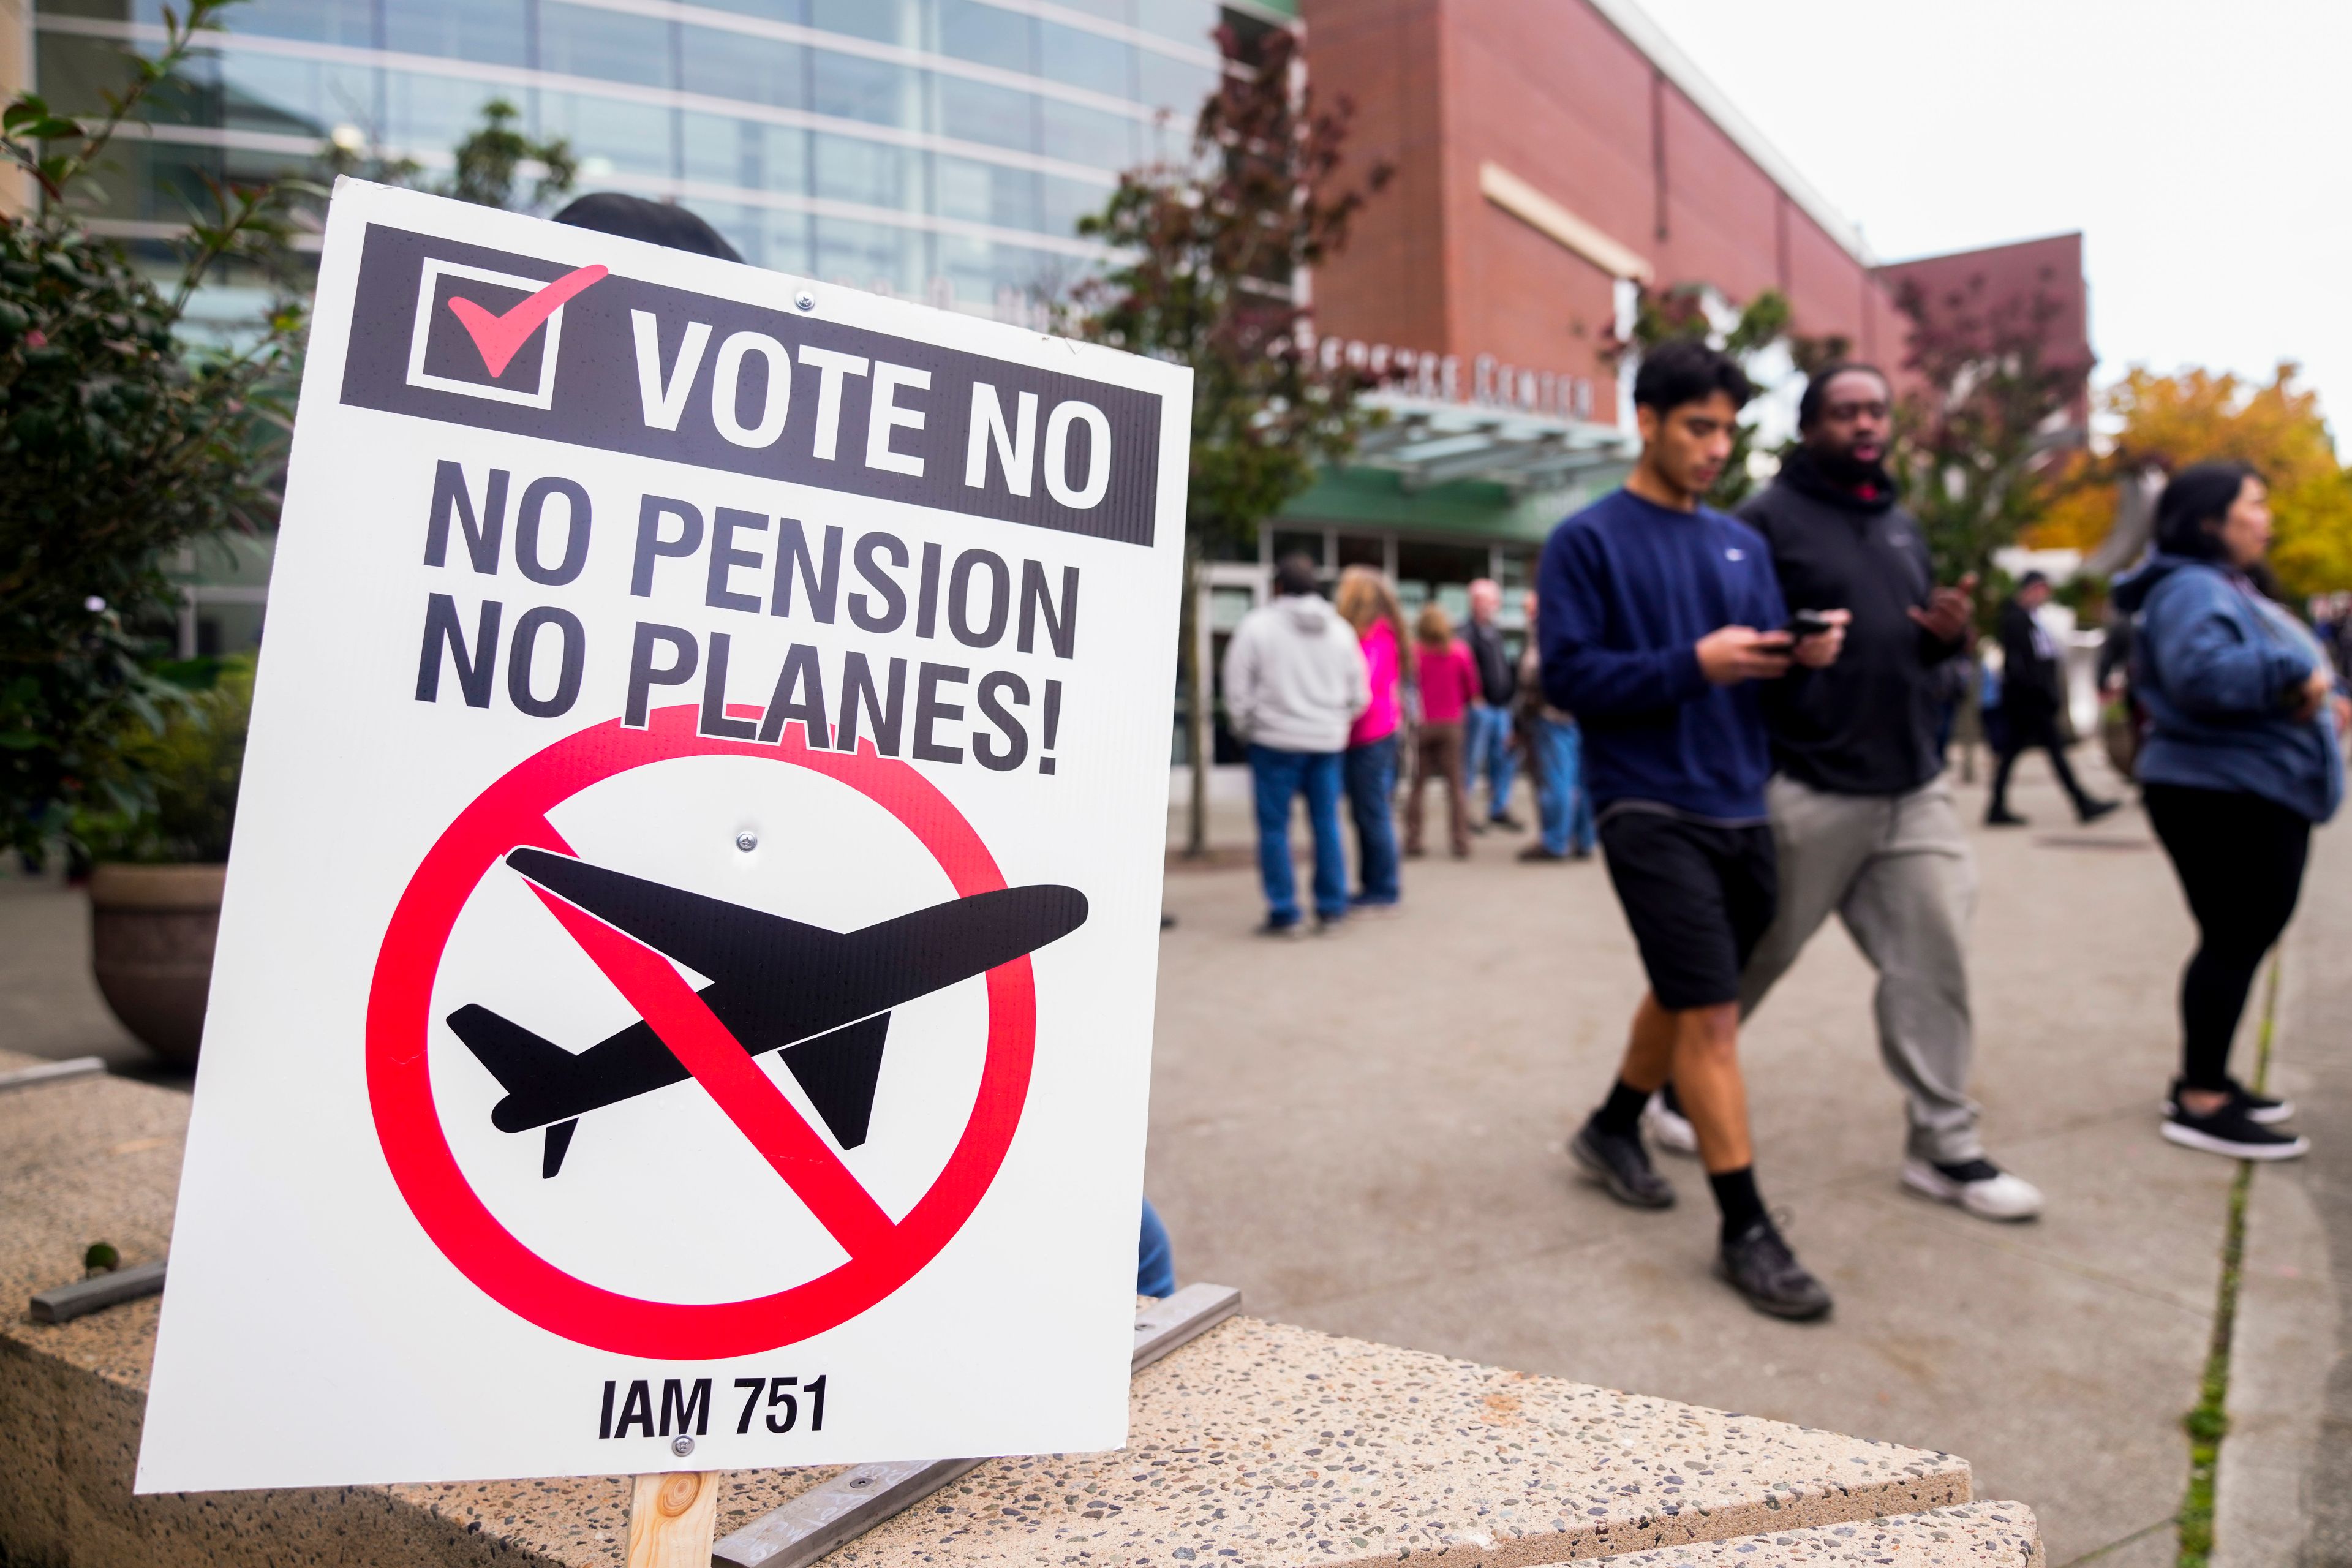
[2113,462,2343,1161]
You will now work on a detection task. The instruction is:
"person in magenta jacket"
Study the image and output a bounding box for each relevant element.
[1337,567,1409,908]
[1408,602,1479,856]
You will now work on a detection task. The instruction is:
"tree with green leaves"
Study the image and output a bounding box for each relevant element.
[1,0,305,865]
[1069,21,1389,856]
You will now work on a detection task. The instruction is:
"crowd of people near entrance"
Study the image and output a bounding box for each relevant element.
[1218,340,2343,1322]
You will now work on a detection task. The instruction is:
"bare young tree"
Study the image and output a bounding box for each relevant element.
[1069,21,1389,857]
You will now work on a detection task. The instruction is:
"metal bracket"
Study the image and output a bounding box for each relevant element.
[30,1259,167,1324]
[710,1283,1242,1568]
[0,1057,105,1094]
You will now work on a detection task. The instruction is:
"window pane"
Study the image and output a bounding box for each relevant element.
[682,113,806,193]
[1137,49,1217,121]
[221,48,374,137]
[225,0,374,48]
[935,0,1031,74]
[692,0,807,21]
[1041,172,1109,238]
[935,154,1041,232]
[1039,97,1133,167]
[383,0,527,69]
[680,26,805,110]
[383,71,506,154]
[542,91,675,181]
[812,132,915,209]
[540,2,671,89]
[761,208,815,276]
[935,75,1032,152]
[813,216,922,295]
[1132,0,1216,48]
[1040,21,1129,100]
[810,50,916,128]
[809,0,914,46]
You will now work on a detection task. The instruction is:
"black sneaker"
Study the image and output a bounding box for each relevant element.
[2078,797,2122,824]
[1254,917,1306,940]
[1985,808,2028,827]
[2165,1077,2296,1126]
[2162,1098,2309,1161]
[1569,1115,1675,1210]
[1716,1218,1834,1321]
[1491,812,1526,832]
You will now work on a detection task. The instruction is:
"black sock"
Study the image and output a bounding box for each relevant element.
[1594,1079,1649,1137]
[1660,1081,1684,1117]
[1708,1166,1765,1242]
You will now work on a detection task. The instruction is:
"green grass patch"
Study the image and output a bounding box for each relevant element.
[2174,957,2280,1568]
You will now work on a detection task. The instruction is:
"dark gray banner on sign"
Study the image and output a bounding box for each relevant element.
[338,223,1164,548]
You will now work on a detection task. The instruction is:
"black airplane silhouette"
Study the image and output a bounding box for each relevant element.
[448,847,1087,1178]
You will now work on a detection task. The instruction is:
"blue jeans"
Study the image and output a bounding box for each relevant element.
[1534,715,1594,855]
[1466,703,1517,820]
[1343,735,1401,905]
[1139,1197,1175,1299]
[1249,744,1348,926]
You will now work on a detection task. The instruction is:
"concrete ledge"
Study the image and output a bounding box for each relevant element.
[1594,1501,2041,1565]
[4,1050,1983,1567]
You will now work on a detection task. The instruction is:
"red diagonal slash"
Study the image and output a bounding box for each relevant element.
[524,877,897,1259]
[447,263,608,378]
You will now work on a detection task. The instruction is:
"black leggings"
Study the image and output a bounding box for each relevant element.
[2144,783,2311,1091]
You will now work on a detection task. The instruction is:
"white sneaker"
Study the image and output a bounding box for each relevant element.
[1902,1158,2044,1222]
[1643,1095,1698,1158]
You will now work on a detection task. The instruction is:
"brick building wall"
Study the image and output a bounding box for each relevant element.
[1301,0,1920,393]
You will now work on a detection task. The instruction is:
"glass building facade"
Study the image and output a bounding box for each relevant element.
[32,0,1275,318]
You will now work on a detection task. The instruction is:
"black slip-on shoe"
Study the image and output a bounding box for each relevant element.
[1985,809,2029,827]
[1716,1218,1833,1321]
[2165,1077,2296,1126]
[1569,1116,1675,1210]
[2078,798,2122,824]
[2163,1099,2309,1161]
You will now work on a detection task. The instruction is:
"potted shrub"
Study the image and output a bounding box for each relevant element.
[74,655,251,1065]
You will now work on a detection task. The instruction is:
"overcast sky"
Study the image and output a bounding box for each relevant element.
[1633,0,2352,443]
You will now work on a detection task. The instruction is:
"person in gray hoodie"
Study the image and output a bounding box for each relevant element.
[1223,555,1371,935]
[2114,461,2345,1161]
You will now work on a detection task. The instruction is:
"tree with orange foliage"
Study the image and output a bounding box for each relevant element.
[2036,364,2352,598]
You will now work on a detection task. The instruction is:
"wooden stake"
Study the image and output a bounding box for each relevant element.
[626,1471,719,1568]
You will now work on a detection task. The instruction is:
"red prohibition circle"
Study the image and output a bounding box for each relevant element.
[366,703,1034,1359]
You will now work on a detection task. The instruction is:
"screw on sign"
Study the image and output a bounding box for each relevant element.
[366,703,1088,1362]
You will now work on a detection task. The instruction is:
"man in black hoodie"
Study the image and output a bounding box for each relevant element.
[1986,571,2117,826]
[1725,363,2045,1223]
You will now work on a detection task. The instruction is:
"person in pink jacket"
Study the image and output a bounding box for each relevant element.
[1408,602,1479,857]
[1337,567,1410,908]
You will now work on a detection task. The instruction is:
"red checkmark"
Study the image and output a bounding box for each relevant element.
[445,263,609,379]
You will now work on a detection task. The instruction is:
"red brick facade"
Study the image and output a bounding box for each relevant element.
[1300,0,1969,396]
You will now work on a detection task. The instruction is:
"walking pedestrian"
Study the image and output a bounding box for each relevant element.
[1986,571,2119,826]
[1463,579,1524,831]
[2113,462,2343,1159]
[1405,602,1477,859]
[1543,338,1845,1320]
[1222,554,1370,937]
[1720,361,2043,1221]
[1337,565,1410,913]
[1516,588,1595,862]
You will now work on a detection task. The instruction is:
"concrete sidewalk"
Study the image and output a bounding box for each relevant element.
[1153,750,2256,1567]
[0,748,2309,1564]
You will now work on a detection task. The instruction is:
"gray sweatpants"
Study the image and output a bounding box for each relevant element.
[1737,774,1985,1164]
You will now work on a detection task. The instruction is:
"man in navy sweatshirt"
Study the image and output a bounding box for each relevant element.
[1540,339,1847,1320]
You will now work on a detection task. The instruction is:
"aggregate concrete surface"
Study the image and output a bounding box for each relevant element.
[1150,752,2312,1567]
[0,1049,1977,1566]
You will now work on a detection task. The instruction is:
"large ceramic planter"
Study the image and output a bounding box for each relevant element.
[88,864,225,1066]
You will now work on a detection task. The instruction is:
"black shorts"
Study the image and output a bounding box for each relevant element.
[1597,808,1778,1011]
